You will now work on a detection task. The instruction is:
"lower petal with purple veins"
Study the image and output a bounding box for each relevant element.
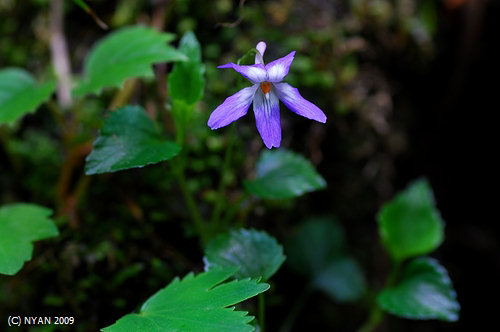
[208,85,258,129]
[253,89,281,149]
[273,82,327,123]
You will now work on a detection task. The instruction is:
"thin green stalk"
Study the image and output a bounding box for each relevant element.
[210,123,236,228]
[357,305,384,332]
[221,192,249,228]
[259,293,265,332]
[279,283,314,332]
[167,100,209,245]
[172,158,208,247]
[357,261,401,332]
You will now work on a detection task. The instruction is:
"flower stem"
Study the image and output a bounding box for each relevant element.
[172,158,208,247]
[221,192,250,228]
[168,99,208,246]
[210,123,236,229]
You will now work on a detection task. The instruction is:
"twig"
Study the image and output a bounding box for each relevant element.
[50,0,72,109]
[216,0,246,28]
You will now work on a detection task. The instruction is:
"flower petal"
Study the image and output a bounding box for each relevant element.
[208,85,258,129]
[255,41,267,64]
[265,51,296,82]
[253,88,281,149]
[218,63,267,83]
[274,82,327,123]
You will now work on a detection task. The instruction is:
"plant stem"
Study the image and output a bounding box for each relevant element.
[357,261,401,332]
[279,284,314,332]
[172,158,208,247]
[357,305,384,332]
[210,123,236,229]
[221,192,249,227]
[109,78,137,110]
[259,293,265,332]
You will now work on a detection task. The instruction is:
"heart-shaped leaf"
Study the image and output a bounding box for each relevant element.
[74,26,186,96]
[244,149,326,200]
[85,105,181,174]
[0,204,58,275]
[0,68,55,125]
[378,179,444,262]
[102,267,269,332]
[377,257,460,321]
[204,229,285,281]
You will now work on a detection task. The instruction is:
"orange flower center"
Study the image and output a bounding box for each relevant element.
[260,82,271,94]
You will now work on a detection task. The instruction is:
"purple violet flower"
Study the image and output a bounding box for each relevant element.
[208,41,327,149]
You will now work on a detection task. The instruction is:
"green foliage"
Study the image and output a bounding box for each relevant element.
[168,31,205,106]
[287,217,366,302]
[314,257,367,303]
[74,26,186,96]
[204,229,286,281]
[0,68,55,125]
[85,105,181,175]
[102,267,269,332]
[168,31,205,142]
[377,257,459,321]
[244,150,326,200]
[375,180,459,323]
[378,179,444,262]
[287,216,344,275]
[0,204,58,275]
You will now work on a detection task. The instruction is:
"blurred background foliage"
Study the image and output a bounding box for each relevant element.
[0,0,497,331]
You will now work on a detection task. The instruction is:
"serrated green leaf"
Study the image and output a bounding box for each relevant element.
[102,267,269,332]
[74,26,187,96]
[378,178,444,262]
[244,149,326,200]
[0,68,55,125]
[85,105,181,174]
[286,217,366,303]
[168,31,205,105]
[0,204,58,275]
[204,229,285,281]
[377,257,460,321]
